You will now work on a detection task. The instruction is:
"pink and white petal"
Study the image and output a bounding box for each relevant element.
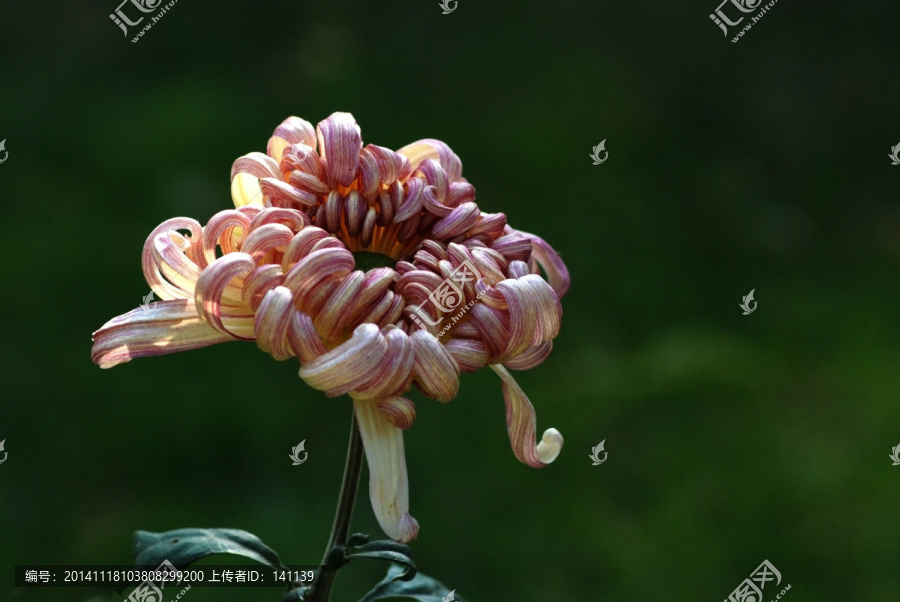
[490,364,563,467]
[194,253,256,338]
[431,202,480,240]
[254,287,297,361]
[316,112,362,187]
[495,275,561,360]
[231,152,283,181]
[288,310,328,363]
[147,231,203,297]
[396,139,462,182]
[352,327,415,401]
[410,330,459,401]
[444,338,489,373]
[268,116,317,164]
[516,231,570,298]
[298,324,387,397]
[353,398,419,543]
[91,299,235,368]
[141,218,202,300]
[231,152,282,208]
[374,396,417,430]
[201,210,253,266]
[504,340,553,371]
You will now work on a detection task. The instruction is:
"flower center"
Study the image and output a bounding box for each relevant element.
[351,251,396,271]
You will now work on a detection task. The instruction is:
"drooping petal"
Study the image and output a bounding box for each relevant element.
[91,299,235,368]
[353,398,419,543]
[490,364,563,467]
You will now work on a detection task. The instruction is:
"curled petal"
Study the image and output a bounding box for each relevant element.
[353,398,419,543]
[367,144,405,185]
[504,340,553,371]
[248,207,310,233]
[519,231,570,298]
[357,148,380,197]
[194,253,256,338]
[421,185,452,217]
[241,264,284,311]
[374,396,417,430]
[268,116,317,163]
[490,364,563,467]
[230,152,281,208]
[397,138,462,182]
[260,177,319,209]
[231,152,282,181]
[254,286,297,361]
[240,223,295,263]
[416,159,449,201]
[352,327,415,400]
[288,310,328,362]
[444,338,489,372]
[142,218,202,300]
[91,299,235,368]
[469,212,507,238]
[410,330,459,401]
[288,169,330,195]
[282,247,355,308]
[495,275,561,361]
[492,233,533,263]
[394,178,425,223]
[298,323,387,396]
[431,202,479,240]
[446,181,476,208]
[316,112,362,187]
[315,270,365,340]
[201,210,252,267]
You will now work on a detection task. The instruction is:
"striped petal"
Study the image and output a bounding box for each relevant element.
[231,152,281,208]
[375,396,417,430]
[91,299,235,368]
[396,138,462,182]
[518,231,570,298]
[298,323,387,397]
[268,116,316,164]
[316,112,362,187]
[353,398,419,542]
[410,330,459,401]
[490,364,563,467]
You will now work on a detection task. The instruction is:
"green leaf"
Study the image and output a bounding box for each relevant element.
[347,540,416,580]
[133,528,285,570]
[358,564,467,602]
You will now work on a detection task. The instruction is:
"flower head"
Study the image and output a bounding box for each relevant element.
[92,112,570,542]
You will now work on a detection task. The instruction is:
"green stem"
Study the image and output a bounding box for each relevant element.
[306,409,364,602]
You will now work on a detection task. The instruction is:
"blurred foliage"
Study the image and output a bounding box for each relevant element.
[2,0,900,600]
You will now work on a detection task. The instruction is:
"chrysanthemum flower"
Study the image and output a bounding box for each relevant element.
[92,112,570,543]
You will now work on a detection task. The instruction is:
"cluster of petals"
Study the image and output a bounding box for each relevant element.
[92,112,570,543]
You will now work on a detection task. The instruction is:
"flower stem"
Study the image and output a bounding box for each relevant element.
[306,409,364,602]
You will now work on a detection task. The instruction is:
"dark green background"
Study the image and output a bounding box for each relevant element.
[2,0,899,600]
